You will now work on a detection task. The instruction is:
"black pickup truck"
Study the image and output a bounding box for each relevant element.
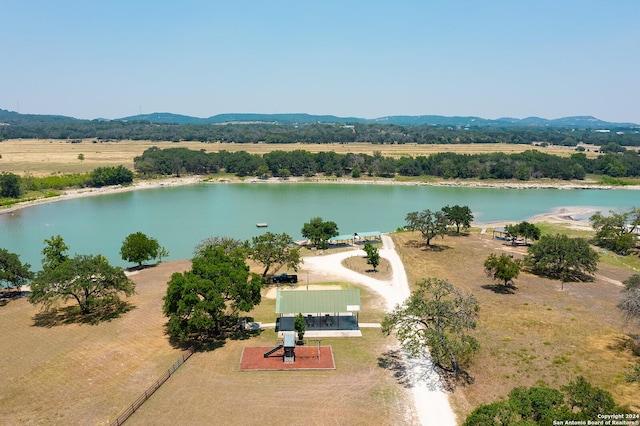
[271,273,298,284]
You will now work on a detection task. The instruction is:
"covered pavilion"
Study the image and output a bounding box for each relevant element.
[275,289,362,337]
[329,231,382,245]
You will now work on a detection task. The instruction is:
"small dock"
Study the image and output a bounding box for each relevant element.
[256,222,268,228]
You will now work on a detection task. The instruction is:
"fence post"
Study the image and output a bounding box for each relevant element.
[109,347,195,426]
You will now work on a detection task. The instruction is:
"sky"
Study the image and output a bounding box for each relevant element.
[1,0,639,123]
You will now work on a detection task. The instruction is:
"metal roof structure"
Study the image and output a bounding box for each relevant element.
[330,231,381,243]
[275,289,361,314]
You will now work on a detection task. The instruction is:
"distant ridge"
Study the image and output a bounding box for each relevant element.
[118,112,639,128]
[1,109,638,128]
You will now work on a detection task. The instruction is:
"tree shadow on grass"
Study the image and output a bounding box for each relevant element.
[0,290,25,306]
[166,331,228,352]
[405,239,451,252]
[125,263,159,273]
[32,300,135,327]
[421,244,451,253]
[405,239,424,249]
[167,318,263,352]
[481,283,518,294]
[607,334,640,356]
[527,268,595,283]
[447,231,471,237]
[377,348,472,392]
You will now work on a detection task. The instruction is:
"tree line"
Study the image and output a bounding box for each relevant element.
[0,166,133,200]
[3,118,640,146]
[133,146,640,180]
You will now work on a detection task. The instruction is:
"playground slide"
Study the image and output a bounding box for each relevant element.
[263,344,284,358]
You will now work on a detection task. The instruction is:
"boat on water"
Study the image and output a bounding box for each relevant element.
[256,223,268,228]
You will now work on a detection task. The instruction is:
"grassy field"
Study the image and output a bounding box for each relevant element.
[1,231,639,424]
[0,259,415,425]
[391,230,640,419]
[0,138,594,177]
[2,140,640,423]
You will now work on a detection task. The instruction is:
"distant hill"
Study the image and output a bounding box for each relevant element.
[0,109,79,125]
[119,112,364,125]
[1,109,638,129]
[119,112,639,129]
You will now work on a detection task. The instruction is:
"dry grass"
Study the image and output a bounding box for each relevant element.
[341,241,393,281]
[0,259,415,426]
[3,223,640,424]
[0,138,591,177]
[391,230,640,419]
[0,260,192,425]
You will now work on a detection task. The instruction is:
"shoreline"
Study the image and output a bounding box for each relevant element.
[1,174,636,218]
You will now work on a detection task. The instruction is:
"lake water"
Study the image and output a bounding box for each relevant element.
[0,182,637,269]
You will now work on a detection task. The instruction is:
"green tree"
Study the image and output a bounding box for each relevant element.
[120,232,160,267]
[294,312,306,342]
[405,209,449,246]
[41,234,69,269]
[562,376,617,420]
[464,378,626,426]
[250,232,302,277]
[255,164,270,179]
[590,208,639,255]
[87,165,133,187]
[382,278,480,376]
[301,217,339,249]
[0,248,34,290]
[29,237,134,314]
[0,172,21,198]
[619,274,640,329]
[157,246,170,262]
[363,242,380,272]
[525,234,599,290]
[77,153,85,162]
[163,244,263,342]
[483,253,523,287]
[441,205,474,233]
[505,221,541,245]
[194,236,248,256]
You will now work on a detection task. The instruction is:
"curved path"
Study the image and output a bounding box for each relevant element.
[302,235,457,426]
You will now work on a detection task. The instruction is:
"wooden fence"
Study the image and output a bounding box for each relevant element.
[110,347,194,426]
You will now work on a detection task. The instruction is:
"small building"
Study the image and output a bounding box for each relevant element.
[492,227,510,241]
[275,289,362,337]
[329,231,382,245]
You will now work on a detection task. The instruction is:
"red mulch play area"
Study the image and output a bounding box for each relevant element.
[239,346,336,371]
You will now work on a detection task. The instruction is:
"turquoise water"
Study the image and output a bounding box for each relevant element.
[0,183,637,269]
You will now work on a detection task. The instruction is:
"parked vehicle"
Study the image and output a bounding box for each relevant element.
[271,273,298,284]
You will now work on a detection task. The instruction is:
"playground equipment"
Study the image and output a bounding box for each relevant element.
[263,332,296,363]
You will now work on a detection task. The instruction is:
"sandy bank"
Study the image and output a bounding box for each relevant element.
[473,206,605,231]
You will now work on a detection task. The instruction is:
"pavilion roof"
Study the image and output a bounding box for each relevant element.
[275,289,361,314]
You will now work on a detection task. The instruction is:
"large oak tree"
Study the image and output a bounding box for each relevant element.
[441,204,474,234]
[0,248,34,291]
[29,236,134,314]
[405,209,449,246]
[382,277,479,376]
[525,234,599,289]
[301,217,338,249]
[163,244,263,342]
[120,231,160,267]
[250,232,301,277]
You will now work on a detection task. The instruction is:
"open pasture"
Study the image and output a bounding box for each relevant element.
[0,258,415,425]
[0,138,590,177]
[391,230,640,419]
